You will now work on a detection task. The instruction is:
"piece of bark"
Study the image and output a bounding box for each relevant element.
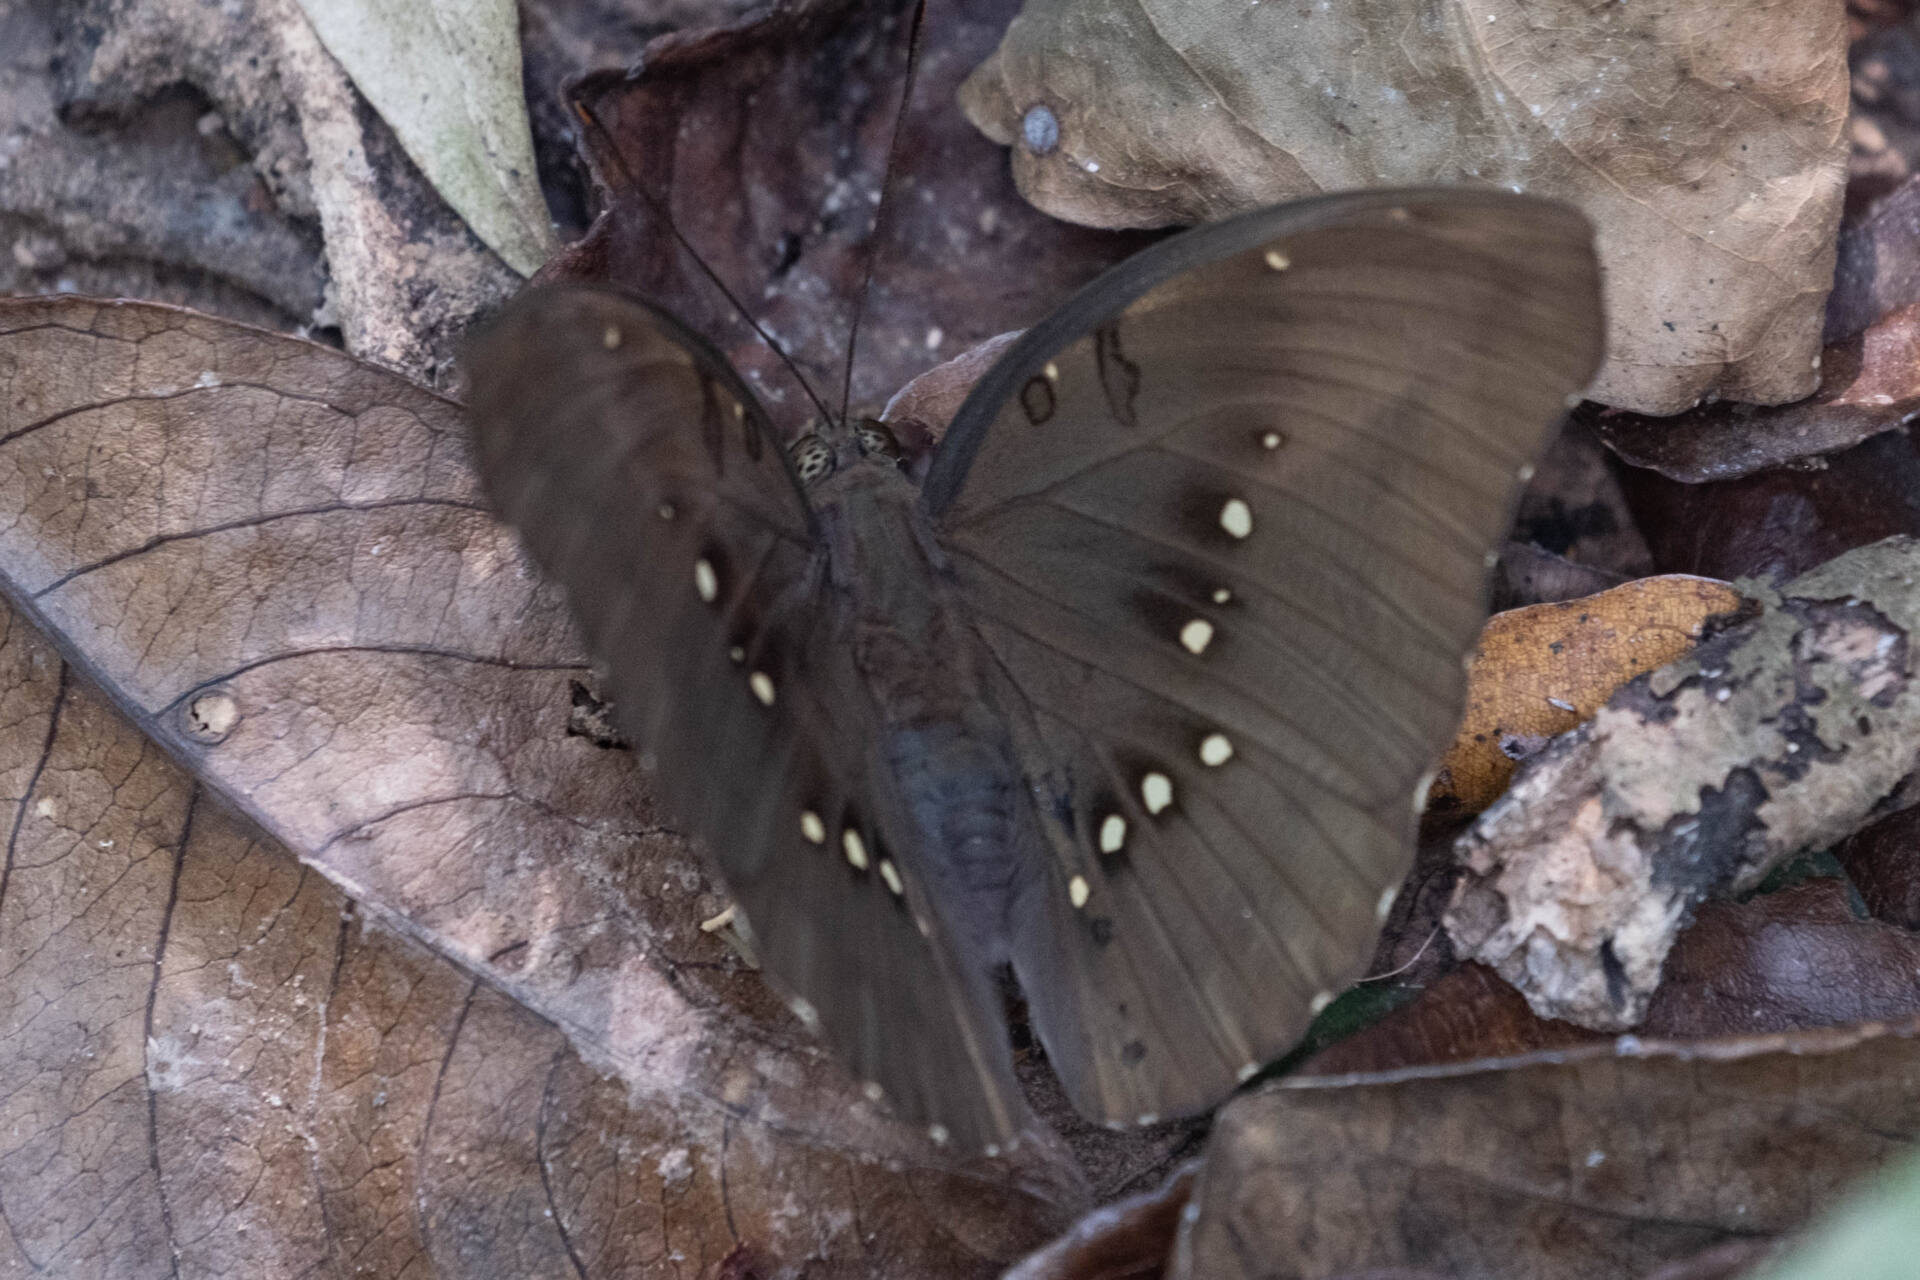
[1448,535,1920,1030]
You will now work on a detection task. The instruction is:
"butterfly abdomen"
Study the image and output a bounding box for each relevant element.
[885,719,1024,962]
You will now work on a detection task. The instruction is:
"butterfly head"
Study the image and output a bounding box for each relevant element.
[788,417,906,488]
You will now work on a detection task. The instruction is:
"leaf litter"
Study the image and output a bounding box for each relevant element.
[9,0,1920,1276]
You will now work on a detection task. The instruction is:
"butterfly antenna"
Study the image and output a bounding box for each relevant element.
[836,0,930,426]
[570,96,838,425]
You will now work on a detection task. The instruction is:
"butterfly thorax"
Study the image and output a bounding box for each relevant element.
[809,435,1025,960]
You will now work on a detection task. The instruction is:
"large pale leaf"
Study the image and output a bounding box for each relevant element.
[960,0,1850,415]
[293,0,556,276]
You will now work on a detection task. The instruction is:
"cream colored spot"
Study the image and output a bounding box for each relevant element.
[1068,875,1090,909]
[863,1080,884,1102]
[1517,462,1536,483]
[728,646,745,664]
[1219,498,1253,539]
[1310,989,1335,1015]
[1260,431,1283,450]
[791,997,820,1030]
[1212,587,1232,605]
[602,324,622,349]
[928,1124,950,1146]
[800,810,826,844]
[750,671,776,705]
[1412,769,1436,814]
[1387,206,1410,222]
[1141,772,1173,815]
[1236,1061,1260,1083]
[1043,361,1060,382]
[879,859,904,896]
[1180,618,1214,655]
[1483,549,1499,568]
[1099,814,1127,854]
[1377,884,1398,921]
[1263,249,1290,271]
[1199,733,1234,767]
[843,829,869,870]
[657,501,675,521]
[732,401,745,420]
[694,558,718,603]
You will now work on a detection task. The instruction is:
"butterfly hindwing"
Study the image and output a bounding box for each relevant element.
[464,286,1024,1147]
[926,190,1605,1123]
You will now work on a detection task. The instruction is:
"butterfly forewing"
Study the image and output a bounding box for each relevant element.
[464,287,1024,1147]
[928,191,1605,1123]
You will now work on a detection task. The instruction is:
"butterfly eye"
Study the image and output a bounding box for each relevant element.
[857,422,902,461]
[790,433,835,483]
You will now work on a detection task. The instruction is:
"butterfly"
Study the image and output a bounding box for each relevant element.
[463,187,1605,1151]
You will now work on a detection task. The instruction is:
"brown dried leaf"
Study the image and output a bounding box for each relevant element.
[1448,536,1920,1030]
[562,0,1156,438]
[0,295,1087,1258]
[0,603,1064,1275]
[1430,575,1747,819]
[1174,1020,1919,1280]
[959,0,1850,415]
[1618,426,1920,584]
[1588,305,1920,483]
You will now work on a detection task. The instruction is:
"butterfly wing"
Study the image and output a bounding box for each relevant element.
[465,286,1024,1147]
[924,190,1605,1124]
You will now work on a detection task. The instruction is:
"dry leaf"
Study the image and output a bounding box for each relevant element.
[0,605,1066,1275]
[1588,305,1920,483]
[293,0,557,275]
[1618,426,1920,584]
[1173,1019,1920,1279]
[0,296,1090,1233]
[1429,575,1748,817]
[960,0,1850,415]
[561,0,1155,438]
[1448,536,1920,1029]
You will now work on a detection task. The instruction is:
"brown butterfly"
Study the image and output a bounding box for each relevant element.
[464,187,1604,1152]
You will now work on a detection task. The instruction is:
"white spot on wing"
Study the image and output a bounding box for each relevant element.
[694,558,718,603]
[1310,989,1334,1015]
[1099,814,1127,854]
[602,324,621,349]
[1141,772,1173,814]
[1068,875,1090,909]
[1236,1061,1260,1082]
[1199,733,1234,767]
[800,811,826,844]
[879,859,904,896]
[1377,885,1398,920]
[750,671,776,705]
[1260,431,1283,450]
[1264,249,1290,271]
[843,829,869,870]
[1412,769,1435,814]
[863,1080,884,1102]
[928,1124,950,1146]
[1180,618,1214,655]
[1212,586,1232,605]
[1219,498,1253,539]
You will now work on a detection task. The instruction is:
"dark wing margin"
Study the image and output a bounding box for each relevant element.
[464,285,1024,1148]
[927,190,1604,1124]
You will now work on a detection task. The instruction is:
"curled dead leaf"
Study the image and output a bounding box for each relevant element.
[1429,575,1748,818]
